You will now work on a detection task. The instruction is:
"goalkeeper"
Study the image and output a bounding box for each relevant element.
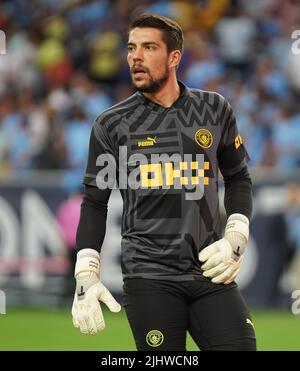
[72,13,256,351]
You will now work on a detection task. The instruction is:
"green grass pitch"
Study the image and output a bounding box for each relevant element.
[0,308,299,350]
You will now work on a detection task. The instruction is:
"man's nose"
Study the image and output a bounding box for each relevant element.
[132,47,143,61]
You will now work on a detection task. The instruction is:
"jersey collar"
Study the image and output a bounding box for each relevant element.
[136,81,189,113]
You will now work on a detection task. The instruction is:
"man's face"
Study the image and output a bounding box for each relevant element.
[127,27,170,93]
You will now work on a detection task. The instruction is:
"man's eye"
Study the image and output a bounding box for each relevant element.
[128,46,134,52]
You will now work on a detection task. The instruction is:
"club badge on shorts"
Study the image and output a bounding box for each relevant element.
[146,330,164,347]
[195,129,213,149]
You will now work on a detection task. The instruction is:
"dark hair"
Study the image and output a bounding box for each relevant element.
[129,13,184,53]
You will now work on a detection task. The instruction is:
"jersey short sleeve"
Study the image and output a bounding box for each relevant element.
[217,97,250,177]
[83,116,117,187]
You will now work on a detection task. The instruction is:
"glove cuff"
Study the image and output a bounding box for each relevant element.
[225,213,249,242]
[75,248,100,278]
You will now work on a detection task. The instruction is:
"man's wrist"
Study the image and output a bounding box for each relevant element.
[75,248,101,277]
[225,213,249,242]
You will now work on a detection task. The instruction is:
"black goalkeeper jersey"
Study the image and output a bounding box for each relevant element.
[83,82,249,281]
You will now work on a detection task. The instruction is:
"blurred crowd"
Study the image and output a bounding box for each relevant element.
[0,0,300,188]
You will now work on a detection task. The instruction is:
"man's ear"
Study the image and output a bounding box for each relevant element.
[169,50,181,69]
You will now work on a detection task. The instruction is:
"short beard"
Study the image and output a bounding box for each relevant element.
[132,70,169,93]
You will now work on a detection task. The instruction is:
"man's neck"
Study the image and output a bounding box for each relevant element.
[143,77,180,108]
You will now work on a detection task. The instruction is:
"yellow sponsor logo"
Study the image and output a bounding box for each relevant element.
[138,136,157,147]
[235,134,243,149]
[140,161,210,188]
[146,330,164,347]
[195,129,213,149]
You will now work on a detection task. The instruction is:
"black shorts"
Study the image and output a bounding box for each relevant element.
[123,278,256,351]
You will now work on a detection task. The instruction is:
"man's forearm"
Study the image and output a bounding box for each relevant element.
[223,166,253,220]
[76,185,111,252]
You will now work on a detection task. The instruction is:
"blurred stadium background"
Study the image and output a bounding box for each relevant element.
[0,0,300,351]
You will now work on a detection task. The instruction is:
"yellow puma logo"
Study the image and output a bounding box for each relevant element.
[138,136,157,147]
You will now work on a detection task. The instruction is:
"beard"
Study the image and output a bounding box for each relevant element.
[131,68,169,93]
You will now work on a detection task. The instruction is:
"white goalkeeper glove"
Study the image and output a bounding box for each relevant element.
[198,213,249,284]
[71,248,121,335]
